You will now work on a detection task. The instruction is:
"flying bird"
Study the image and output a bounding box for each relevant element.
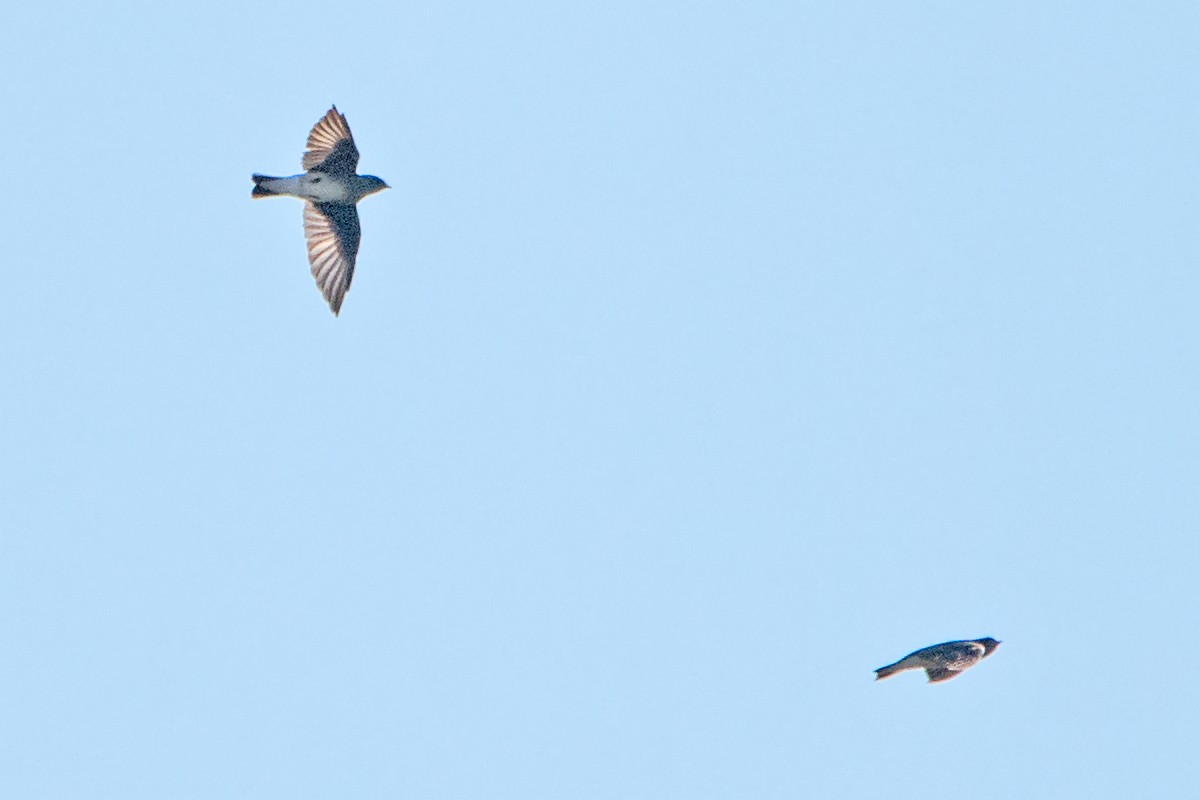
[874,637,1001,683]
[252,106,389,315]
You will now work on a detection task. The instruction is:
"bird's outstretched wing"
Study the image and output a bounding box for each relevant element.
[302,106,360,176]
[303,201,361,315]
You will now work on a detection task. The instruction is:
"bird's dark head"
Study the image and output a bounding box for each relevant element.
[350,173,391,199]
[976,637,1002,656]
[359,175,390,197]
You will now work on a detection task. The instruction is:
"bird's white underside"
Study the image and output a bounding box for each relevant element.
[258,174,353,203]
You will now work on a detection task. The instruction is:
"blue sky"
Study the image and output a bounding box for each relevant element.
[2,2,1197,797]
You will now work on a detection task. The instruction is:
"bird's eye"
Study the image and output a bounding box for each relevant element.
[312,177,321,183]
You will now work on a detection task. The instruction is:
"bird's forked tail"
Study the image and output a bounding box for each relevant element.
[874,662,904,681]
[251,174,279,198]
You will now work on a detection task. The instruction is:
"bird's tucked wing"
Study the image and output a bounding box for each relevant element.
[303,106,360,175]
[927,641,985,670]
[303,202,361,315]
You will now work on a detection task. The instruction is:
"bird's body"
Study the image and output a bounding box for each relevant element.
[875,637,1001,683]
[252,106,388,315]
[252,173,371,204]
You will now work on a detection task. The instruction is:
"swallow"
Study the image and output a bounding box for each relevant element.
[252,106,389,315]
[874,637,1001,683]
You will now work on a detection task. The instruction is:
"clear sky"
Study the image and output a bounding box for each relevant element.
[2,2,1197,797]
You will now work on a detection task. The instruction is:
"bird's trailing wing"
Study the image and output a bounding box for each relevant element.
[303,202,361,315]
[925,667,961,683]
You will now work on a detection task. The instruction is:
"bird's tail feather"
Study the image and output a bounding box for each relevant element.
[874,662,903,680]
[251,174,279,198]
